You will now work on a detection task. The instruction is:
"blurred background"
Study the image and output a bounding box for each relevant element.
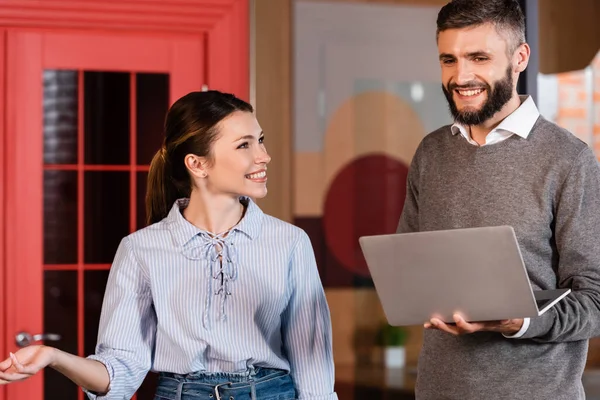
[0,0,599,399]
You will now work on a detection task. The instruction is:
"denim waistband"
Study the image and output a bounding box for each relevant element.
[156,367,294,400]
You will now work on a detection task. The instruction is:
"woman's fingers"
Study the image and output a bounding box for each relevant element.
[0,357,11,371]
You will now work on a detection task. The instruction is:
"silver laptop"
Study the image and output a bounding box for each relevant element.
[359,226,571,326]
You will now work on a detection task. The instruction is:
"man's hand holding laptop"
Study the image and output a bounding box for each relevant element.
[424,313,523,336]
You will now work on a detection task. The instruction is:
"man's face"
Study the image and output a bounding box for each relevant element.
[438,23,517,125]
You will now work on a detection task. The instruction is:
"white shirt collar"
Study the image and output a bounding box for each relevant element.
[450,95,540,142]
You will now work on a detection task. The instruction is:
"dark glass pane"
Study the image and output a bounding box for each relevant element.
[136,73,169,165]
[137,171,148,231]
[43,70,78,165]
[84,270,110,357]
[137,372,159,400]
[84,172,129,263]
[44,271,78,400]
[84,72,130,165]
[44,170,77,264]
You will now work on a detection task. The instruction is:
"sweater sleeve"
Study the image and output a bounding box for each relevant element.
[521,147,600,342]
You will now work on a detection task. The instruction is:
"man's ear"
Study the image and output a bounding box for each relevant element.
[184,154,209,179]
[514,42,530,73]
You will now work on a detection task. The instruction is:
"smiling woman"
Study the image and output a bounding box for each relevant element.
[0,90,339,400]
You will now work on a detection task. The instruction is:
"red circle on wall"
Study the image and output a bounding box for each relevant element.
[323,154,409,277]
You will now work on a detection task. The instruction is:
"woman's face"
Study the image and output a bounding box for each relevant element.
[200,111,271,200]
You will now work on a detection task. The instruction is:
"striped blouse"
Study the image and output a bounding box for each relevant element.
[85,198,338,399]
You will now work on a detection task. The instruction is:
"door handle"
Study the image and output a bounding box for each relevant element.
[15,331,61,348]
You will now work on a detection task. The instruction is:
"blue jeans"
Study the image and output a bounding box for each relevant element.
[154,367,296,400]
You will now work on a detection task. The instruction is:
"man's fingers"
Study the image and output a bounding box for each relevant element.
[430,318,461,335]
[453,314,472,331]
[430,314,487,335]
[453,314,485,334]
[429,315,522,335]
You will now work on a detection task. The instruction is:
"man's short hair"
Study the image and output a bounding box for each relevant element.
[436,0,526,54]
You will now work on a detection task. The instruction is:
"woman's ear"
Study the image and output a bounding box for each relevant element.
[184,154,208,179]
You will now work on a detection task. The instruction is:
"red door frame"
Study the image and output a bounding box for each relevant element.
[4,30,45,400]
[0,28,5,400]
[0,0,249,101]
[0,2,249,400]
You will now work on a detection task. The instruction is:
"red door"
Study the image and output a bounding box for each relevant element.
[1,2,249,400]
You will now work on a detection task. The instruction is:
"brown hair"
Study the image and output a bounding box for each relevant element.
[146,90,253,225]
[436,0,526,54]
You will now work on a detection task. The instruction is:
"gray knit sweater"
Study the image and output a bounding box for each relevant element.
[398,117,600,400]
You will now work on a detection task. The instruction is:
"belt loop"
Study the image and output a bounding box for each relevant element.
[176,381,184,400]
[214,382,232,400]
[248,366,257,400]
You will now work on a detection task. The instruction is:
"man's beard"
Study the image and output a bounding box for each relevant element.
[442,66,513,126]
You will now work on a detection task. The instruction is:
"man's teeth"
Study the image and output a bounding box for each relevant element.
[246,171,266,179]
[458,88,484,97]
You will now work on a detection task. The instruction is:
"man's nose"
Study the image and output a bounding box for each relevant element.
[455,60,475,85]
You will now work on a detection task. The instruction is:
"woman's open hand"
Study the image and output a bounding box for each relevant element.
[0,345,55,384]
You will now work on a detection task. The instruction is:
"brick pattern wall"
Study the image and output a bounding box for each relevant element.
[555,52,600,156]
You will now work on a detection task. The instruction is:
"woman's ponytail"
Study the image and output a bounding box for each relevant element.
[146,146,179,225]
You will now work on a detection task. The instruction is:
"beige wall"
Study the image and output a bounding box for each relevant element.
[253,0,292,222]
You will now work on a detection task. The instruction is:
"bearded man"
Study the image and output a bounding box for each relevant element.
[396,1,600,399]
